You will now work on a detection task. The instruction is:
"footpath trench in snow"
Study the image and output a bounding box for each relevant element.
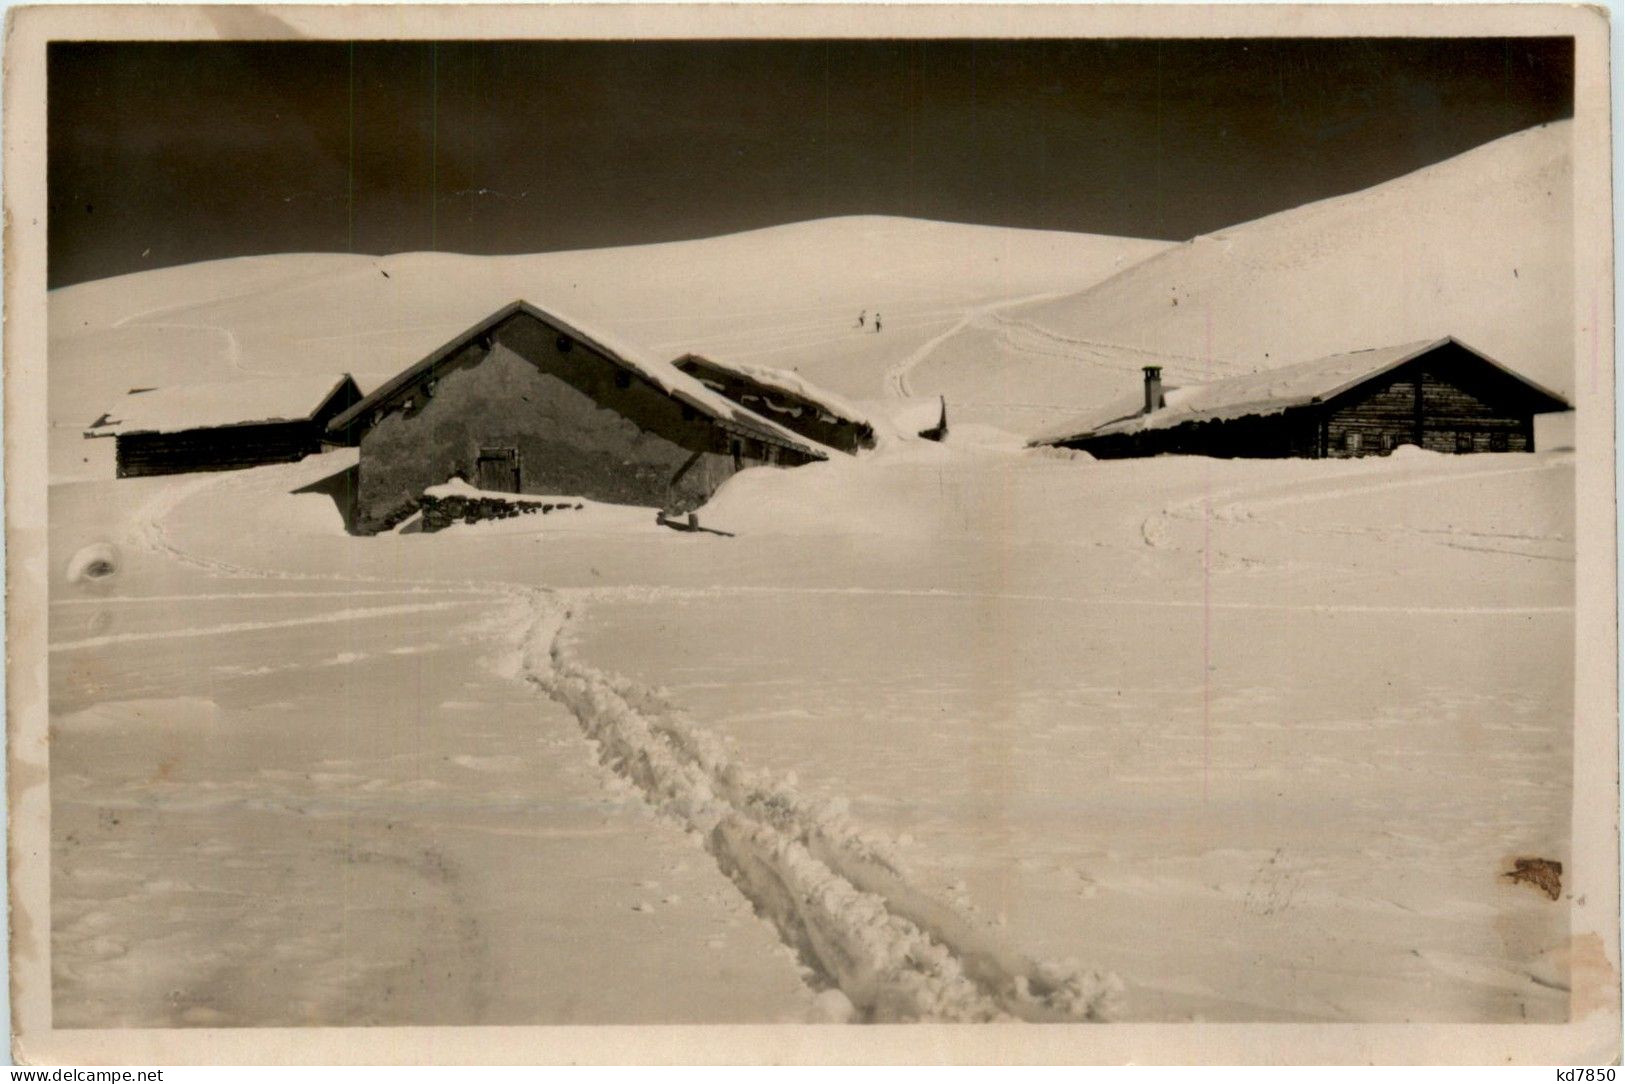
[507,590,1122,1023]
[49,467,824,1025]
[53,457,1125,1024]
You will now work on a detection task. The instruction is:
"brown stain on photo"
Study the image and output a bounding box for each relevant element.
[1503,856,1563,900]
[1567,933,1621,1019]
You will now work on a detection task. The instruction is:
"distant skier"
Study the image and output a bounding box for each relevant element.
[874,312,883,333]
[856,310,867,329]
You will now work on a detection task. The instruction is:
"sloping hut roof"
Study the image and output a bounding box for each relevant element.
[1031,337,1570,446]
[328,300,829,459]
[672,353,875,430]
[91,374,360,436]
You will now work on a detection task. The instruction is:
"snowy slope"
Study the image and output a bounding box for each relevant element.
[906,122,1575,434]
[49,217,1169,422]
[94,374,355,435]
[51,439,1576,1025]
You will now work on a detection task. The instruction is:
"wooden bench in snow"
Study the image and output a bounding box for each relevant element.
[90,374,363,478]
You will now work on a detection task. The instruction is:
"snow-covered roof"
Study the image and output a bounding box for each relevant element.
[1032,337,1570,445]
[1026,390,1148,445]
[329,299,829,459]
[352,371,397,397]
[673,354,873,428]
[93,374,357,436]
[851,396,948,439]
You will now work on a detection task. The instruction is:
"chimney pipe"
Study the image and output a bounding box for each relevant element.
[1142,366,1164,414]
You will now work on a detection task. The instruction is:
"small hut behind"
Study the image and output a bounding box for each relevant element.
[1031,337,1569,459]
[92,374,363,478]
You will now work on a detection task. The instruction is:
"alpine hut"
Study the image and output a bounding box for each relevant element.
[1031,337,1570,460]
[326,300,829,535]
[672,354,876,454]
[93,374,363,478]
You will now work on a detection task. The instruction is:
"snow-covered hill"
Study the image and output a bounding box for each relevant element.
[49,216,1170,480]
[903,121,1575,433]
[48,218,1168,410]
[51,121,1577,470]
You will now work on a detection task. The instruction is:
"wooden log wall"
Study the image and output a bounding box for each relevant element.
[1323,363,1532,457]
[115,421,322,478]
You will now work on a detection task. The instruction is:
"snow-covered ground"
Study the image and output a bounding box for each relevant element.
[46,184,1578,1026]
[50,469,826,1026]
[49,434,1574,1024]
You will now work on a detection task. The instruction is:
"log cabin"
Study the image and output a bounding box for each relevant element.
[94,374,363,478]
[326,300,828,535]
[1030,337,1570,459]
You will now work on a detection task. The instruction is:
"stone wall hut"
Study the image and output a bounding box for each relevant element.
[1031,337,1569,459]
[326,300,828,534]
[672,354,876,454]
[93,374,362,478]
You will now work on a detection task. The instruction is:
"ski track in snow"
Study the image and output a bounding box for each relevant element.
[1142,455,1575,566]
[884,292,1066,399]
[113,322,259,377]
[106,267,362,331]
[48,601,477,652]
[50,588,469,606]
[114,467,1125,1024]
[561,582,1571,616]
[983,314,1260,379]
[508,590,1123,1023]
[100,454,1570,1022]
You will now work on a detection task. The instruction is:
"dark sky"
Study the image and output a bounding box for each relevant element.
[48,37,1573,287]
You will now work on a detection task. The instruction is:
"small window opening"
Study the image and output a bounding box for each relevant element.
[556,334,574,353]
[614,371,632,390]
[1456,432,1474,454]
[1490,431,1509,452]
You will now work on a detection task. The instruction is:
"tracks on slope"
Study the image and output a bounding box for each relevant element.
[882,291,1065,399]
[125,463,1124,1023]
[1140,456,1575,566]
[511,591,1124,1024]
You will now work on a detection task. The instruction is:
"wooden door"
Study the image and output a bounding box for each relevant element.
[476,446,521,493]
